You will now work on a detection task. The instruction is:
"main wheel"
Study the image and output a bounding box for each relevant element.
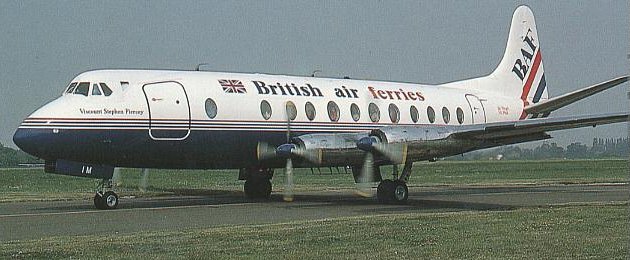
[377,180,394,203]
[244,178,272,199]
[391,180,409,204]
[377,180,408,204]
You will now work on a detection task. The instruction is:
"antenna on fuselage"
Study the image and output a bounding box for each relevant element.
[195,63,210,71]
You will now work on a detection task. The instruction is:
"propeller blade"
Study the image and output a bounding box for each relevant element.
[283,158,294,202]
[355,151,374,197]
[139,168,149,192]
[257,142,277,161]
[292,147,322,165]
[276,144,322,165]
[373,143,408,165]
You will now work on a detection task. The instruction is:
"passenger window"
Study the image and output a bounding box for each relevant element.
[442,107,450,124]
[92,84,102,96]
[456,107,464,124]
[65,82,78,94]
[368,103,380,123]
[388,104,400,123]
[74,82,90,96]
[305,102,316,121]
[427,106,435,123]
[120,81,130,91]
[285,101,297,121]
[260,100,272,120]
[205,98,217,119]
[350,103,360,122]
[100,83,113,96]
[327,101,340,122]
[410,105,419,123]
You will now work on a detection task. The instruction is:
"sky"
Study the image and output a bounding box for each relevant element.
[0,1,628,148]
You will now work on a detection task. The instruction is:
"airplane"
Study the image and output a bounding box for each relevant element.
[12,6,628,209]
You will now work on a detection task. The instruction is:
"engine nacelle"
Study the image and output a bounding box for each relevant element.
[292,132,368,166]
[45,159,115,179]
[370,126,476,161]
[371,126,452,143]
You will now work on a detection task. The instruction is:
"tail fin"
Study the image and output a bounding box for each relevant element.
[490,5,548,106]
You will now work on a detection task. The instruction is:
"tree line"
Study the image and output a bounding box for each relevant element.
[449,137,629,161]
[0,143,42,167]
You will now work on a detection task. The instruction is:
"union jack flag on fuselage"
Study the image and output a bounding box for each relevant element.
[219,79,246,93]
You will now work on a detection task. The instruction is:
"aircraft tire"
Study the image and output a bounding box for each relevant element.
[244,178,272,199]
[391,180,409,204]
[103,191,119,209]
[377,180,408,204]
[377,180,394,203]
[94,192,105,209]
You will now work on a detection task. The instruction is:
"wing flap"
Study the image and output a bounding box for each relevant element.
[524,76,628,115]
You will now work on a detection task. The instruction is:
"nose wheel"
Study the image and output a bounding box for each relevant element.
[94,191,119,209]
[94,179,119,209]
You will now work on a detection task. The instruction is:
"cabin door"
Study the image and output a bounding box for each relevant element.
[143,81,191,140]
[465,94,486,124]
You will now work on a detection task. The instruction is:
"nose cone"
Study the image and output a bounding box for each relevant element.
[13,128,37,156]
[14,126,58,160]
[13,97,66,158]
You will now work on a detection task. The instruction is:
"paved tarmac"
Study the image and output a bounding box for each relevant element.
[0,184,627,241]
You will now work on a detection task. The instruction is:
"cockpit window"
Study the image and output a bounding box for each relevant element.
[92,84,102,96]
[65,82,78,94]
[100,83,112,96]
[74,82,90,96]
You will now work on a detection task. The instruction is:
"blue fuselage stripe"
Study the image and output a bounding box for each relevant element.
[532,74,547,103]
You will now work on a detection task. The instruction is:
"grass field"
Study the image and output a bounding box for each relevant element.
[0,159,627,202]
[0,159,628,259]
[1,204,627,259]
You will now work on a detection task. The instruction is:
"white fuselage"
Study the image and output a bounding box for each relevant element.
[16,69,525,169]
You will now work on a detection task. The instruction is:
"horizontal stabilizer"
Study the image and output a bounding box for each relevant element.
[452,112,628,141]
[524,76,628,115]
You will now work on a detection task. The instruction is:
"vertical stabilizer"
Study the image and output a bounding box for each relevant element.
[490,6,548,113]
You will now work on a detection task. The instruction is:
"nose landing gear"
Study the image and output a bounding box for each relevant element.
[94,179,119,210]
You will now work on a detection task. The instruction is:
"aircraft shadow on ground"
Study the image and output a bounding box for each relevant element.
[37,188,517,213]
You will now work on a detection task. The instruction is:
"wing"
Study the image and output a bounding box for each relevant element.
[270,113,627,167]
[450,112,628,147]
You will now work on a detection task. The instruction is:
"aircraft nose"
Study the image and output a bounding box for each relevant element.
[13,127,43,158]
[13,128,31,153]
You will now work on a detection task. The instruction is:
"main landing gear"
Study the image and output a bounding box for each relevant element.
[240,167,273,199]
[376,162,413,204]
[94,179,119,210]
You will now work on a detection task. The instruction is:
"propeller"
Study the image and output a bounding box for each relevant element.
[355,151,374,197]
[279,102,323,201]
[355,136,408,196]
[256,102,322,202]
[282,102,295,202]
